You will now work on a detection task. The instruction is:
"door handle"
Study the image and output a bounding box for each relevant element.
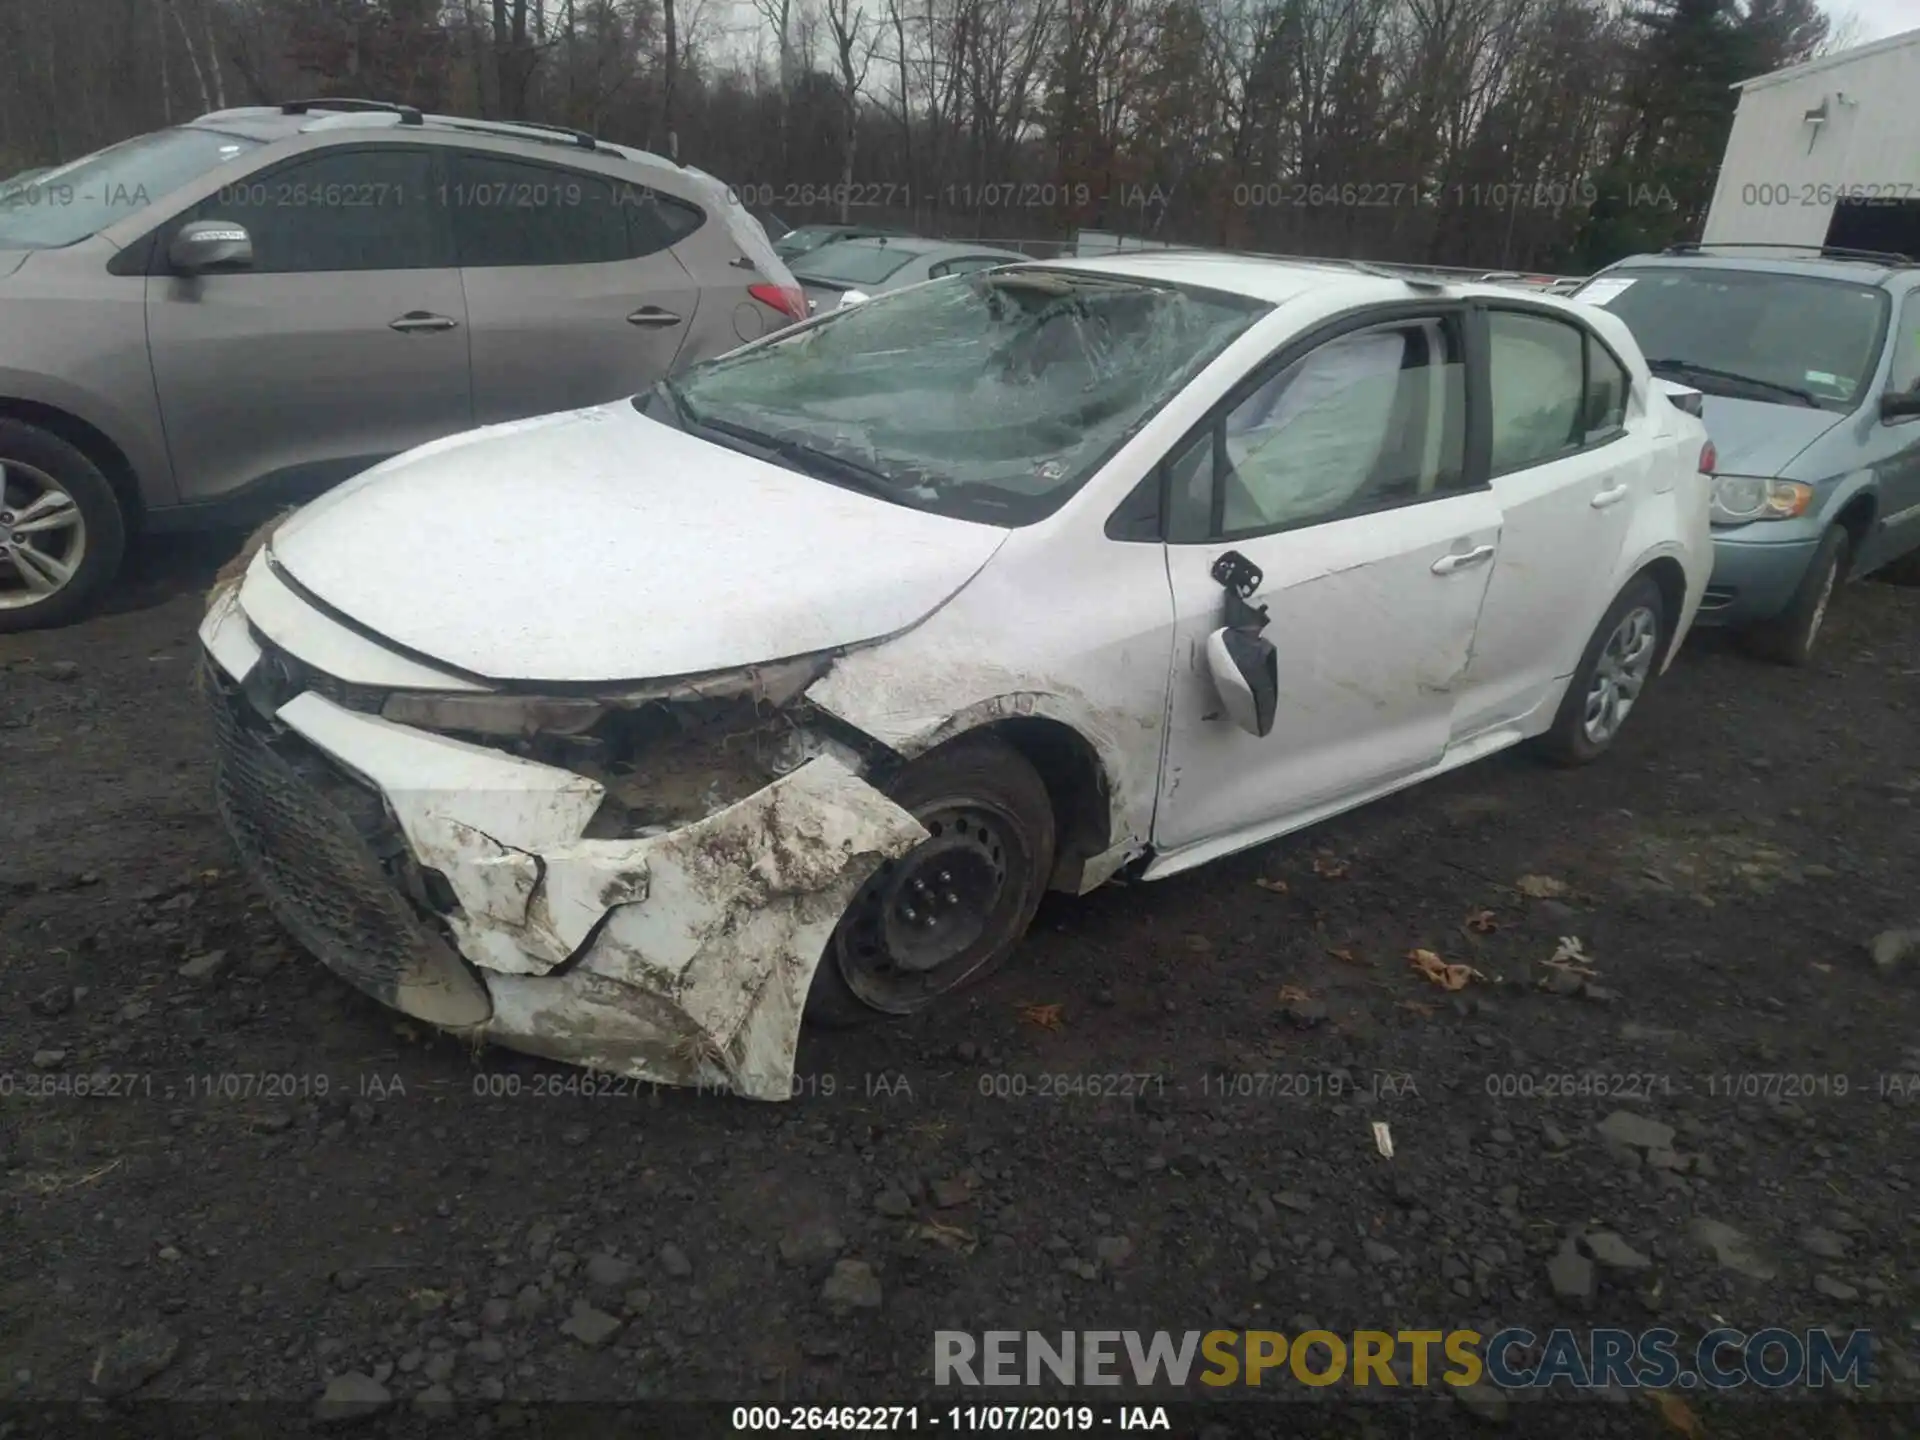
[389,312,458,333]
[1591,484,1631,509]
[627,306,682,327]
[1431,544,1496,575]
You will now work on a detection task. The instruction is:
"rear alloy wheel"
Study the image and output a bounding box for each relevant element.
[1534,575,1666,767]
[1742,524,1848,667]
[0,420,127,633]
[808,735,1055,1027]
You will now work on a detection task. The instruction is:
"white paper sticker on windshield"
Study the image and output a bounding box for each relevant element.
[1806,370,1841,386]
[1574,277,1636,306]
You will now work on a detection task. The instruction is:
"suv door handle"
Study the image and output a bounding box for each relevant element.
[1591,483,1631,509]
[389,312,459,333]
[627,306,682,327]
[1431,544,1496,575]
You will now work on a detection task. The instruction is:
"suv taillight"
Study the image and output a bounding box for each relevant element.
[1698,441,1716,474]
[749,282,806,324]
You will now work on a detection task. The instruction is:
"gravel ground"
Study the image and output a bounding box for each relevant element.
[2,535,1918,1437]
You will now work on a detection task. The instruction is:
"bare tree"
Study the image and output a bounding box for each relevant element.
[824,0,877,218]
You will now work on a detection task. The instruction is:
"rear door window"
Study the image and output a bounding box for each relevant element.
[449,152,625,267]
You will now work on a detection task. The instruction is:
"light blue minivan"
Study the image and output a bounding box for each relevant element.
[1574,244,1920,663]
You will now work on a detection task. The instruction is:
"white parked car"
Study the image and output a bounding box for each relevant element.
[198,255,1714,1099]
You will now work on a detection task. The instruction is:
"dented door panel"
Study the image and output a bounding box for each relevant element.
[1153,491,1503,854]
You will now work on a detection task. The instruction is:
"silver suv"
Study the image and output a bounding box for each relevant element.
[0,100,806,631]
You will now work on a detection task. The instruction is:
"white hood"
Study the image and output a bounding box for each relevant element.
[268,403,1009,684]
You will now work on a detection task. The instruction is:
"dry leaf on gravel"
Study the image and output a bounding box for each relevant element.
[1184,934,1212,953]
[1017,1003,1064,1031]
[1254,878,1291,894]
[1276,984,1314,1004]
[1651,1393,1703,1438]
[1312,857,1351,879]
[910,1220,978,1253]
[1464,909,1499,933]
[1544,936,1598,976]
[1408,948,1480,991]
[1515,873,1570,899]
[1327,947,1366,966]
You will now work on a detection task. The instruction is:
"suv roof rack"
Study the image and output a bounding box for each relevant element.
[1662,240,1914,266]
[281,97,423,125]
[437,116,605,153]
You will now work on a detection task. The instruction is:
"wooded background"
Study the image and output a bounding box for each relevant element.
[0,0,1843,272]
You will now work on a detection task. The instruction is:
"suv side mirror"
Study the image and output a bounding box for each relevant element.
[168,220,253,275]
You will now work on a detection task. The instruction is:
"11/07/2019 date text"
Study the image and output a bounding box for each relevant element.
[730,1406,1172,1431]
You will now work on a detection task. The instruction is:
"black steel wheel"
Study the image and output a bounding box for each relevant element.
[808,734,1055,1026]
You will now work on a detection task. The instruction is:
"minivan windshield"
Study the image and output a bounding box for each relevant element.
[0,126,261,249]
[1581,265,1889,411]
[656,269,1268,525]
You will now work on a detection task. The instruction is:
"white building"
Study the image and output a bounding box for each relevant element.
[1701,25,1920,256]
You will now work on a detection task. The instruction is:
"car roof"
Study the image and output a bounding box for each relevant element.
[1019,252,1646,330]
[791,222,891,235]
[1033,251,1456,306]
[1601,249,1913,289]
[931,242,1030,260]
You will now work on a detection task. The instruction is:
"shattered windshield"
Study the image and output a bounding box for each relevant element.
[666,269,1270,525]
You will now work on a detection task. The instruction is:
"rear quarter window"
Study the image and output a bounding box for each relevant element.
[615,181,703,257]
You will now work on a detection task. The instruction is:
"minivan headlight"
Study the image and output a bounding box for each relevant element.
[1709,475,1812,526]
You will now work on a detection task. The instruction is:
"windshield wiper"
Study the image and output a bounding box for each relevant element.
[1645,359,1820,408]
[695,414,903,502]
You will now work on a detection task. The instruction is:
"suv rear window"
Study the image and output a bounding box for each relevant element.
[1583,266,1889,411]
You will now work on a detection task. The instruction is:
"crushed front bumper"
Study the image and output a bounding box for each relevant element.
[198,589,926,1100]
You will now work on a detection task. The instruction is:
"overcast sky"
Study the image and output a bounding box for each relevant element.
[1821,0,1914,45]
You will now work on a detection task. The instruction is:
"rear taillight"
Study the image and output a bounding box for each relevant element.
[1698,441,1716,474]
[749,282,806,323]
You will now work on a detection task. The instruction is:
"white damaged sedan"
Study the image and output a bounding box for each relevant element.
[199,254,1714,1099]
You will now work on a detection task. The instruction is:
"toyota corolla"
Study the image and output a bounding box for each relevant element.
[199,255,1714,1099]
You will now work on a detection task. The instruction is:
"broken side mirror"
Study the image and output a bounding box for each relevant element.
[169,219,254,274]
[1203,549,1278,738]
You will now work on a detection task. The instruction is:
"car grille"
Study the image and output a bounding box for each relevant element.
[202,658,479,1018]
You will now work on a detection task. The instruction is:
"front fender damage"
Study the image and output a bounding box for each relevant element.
[259,665,926,1099]
[442,759,923,1100]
